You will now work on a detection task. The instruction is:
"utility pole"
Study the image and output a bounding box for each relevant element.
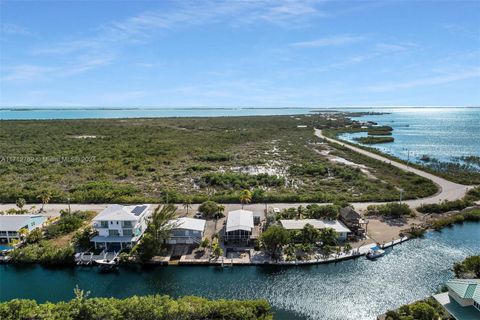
[399,189,404,204]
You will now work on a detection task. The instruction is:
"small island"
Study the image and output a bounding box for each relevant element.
[354,136,395,144]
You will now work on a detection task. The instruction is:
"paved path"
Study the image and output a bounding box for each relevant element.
[315,129,472,210]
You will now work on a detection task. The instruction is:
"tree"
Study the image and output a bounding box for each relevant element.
[18,228,29,239]
[16,198,26,211]
[343,243,352,254]
[259,225,290,258]
[73,227,96,251]
[319,228,338,246]
[454,255,480,278]
[182,197,192,215]
[198,201,225,219]
[137,204,177,262]
[297,205,306,219]
[37,190,52,213]
[305,204,339,220]
[200,238,210,251]
[239,189,252,209]
[409,302,438,320]
[322,245,334,259]
[26,228,43,244]
[212,242,223,258]
[299,224,321,245]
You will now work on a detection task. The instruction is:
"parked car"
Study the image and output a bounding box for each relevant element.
[193,212,204,219]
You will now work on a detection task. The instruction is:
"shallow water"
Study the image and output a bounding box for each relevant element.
[340,107,480,164]
[1,223,479,320]
[0,107,314,120]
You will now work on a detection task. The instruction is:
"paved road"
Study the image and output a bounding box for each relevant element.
[315,128,472,210]
[0,129,473,215]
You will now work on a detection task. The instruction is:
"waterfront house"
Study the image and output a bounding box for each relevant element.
[224,209,254,245]
[166,217,206,245]
[91,204,151,251]
[339,206,368,237]
[0,215,46,244]
[433,279,480,320]
[279,219,351,241]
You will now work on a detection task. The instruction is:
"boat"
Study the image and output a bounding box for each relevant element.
[366,245,385,260]
[95,257,119,271]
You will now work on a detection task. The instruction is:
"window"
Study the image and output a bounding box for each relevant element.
[108,230,120,236]
[123,229,133,236]
[100,221,108,228]
[122,221,133,228]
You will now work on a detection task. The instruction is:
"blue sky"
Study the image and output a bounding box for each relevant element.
[1,0,479,107]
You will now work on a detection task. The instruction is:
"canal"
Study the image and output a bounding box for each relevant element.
[1,223,479,320]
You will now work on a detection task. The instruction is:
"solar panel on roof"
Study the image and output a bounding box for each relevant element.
[132,205,147,216]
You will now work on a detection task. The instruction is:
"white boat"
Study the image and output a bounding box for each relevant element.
[95,257,119,271]
[366,245,385,260]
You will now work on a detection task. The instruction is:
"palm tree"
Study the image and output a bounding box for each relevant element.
[16,198,26,211]
[239,189,252,209]
[18,228,29,239]
[182,197,192,215]
[37,190,52,213]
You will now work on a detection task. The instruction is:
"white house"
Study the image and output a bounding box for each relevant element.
[433,279,480,319]
[279,219,351,241]
[224,209,254,244]
[166,217,206,245]
[91,204,151,250]
[0,215,47,244]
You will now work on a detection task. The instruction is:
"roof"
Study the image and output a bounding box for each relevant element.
[447,279,480,303]
[0,215,46,231]
[93,204,150,221]
[339,207,361,220]
[91,235,139,243]
[280,219,351,233]
[434,292,480,320]
[170,217,206,232]
[226,210,254,233]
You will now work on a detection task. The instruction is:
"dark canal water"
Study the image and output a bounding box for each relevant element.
[1,223,479,320]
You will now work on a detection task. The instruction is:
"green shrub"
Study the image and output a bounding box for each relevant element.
[198,172,284,190]
[8,241,74,265]
[45,212,84,238]
[198,201,225,219]
[366,203,412,217]
[354,136,394,144]
[417,199,472,214]
[195,153,232,162]
[453,255,480,278]
[304,204,339,220]
[0,294,272,320]
[289,164,327,176]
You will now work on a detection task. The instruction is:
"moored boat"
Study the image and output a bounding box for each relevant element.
[366,245,385,260]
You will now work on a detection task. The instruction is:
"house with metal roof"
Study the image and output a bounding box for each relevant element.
[0,215,46,244]
[91,204,151,251]
[280,219,351,241]
[433,279,480,319]
[166,217,206,245]
[224,209,254,245]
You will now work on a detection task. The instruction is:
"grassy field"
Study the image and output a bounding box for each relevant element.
[0,115,437,203]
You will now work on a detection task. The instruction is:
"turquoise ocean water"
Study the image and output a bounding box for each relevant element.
[339,107,480,164]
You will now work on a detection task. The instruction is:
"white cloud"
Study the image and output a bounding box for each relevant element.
[291,35,365,48]
[365,68,480,92]
[1,23,34,36]
[1,65,54,81]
